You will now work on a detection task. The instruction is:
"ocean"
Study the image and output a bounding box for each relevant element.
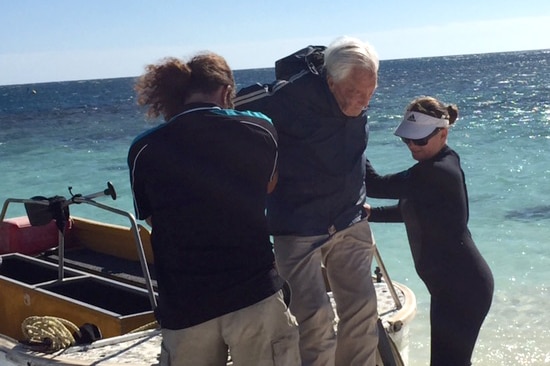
[1,49,549,365]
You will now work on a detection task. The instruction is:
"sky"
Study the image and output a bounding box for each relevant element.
[1,0,549,86]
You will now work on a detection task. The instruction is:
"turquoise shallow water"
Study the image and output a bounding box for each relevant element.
[1,49,549,365]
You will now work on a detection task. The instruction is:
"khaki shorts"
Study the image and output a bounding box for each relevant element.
[160,290,300,366]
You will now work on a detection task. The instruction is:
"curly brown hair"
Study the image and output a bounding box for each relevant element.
[135,53,236,121]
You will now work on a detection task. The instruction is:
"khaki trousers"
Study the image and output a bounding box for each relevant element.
[274,219,379,366]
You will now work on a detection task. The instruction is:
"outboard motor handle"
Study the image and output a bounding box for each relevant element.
[79,182,117,201]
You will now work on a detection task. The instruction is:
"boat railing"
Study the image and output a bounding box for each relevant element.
[373,245,402,313]
[0,182,157,311]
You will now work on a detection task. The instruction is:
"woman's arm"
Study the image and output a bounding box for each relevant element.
[366,203,404,222]
[365,159,412,199]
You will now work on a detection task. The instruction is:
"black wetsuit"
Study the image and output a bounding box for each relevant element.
[365,145,494,366]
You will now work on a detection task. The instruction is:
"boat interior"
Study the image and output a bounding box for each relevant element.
[0,183,158,342]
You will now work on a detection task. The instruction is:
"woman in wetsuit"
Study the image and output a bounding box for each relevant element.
[365,96,494,366]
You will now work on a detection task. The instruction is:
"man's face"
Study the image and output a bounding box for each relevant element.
[328,67,377,117]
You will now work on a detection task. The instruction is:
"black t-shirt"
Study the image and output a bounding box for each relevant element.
[128,103,284,329]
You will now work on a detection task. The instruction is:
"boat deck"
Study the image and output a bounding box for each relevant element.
[1,281,412,366]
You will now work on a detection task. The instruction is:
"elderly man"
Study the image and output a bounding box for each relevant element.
[235,36,380,366]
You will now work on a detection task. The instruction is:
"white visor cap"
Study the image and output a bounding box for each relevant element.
[394,111,450,139]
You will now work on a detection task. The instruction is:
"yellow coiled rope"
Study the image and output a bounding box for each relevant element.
[129,320,159,333]
[21,316,79,351]
[21,316,160,352]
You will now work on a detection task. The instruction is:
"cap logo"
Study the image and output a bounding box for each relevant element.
[402,111,449,127]
[406,114,416,122]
